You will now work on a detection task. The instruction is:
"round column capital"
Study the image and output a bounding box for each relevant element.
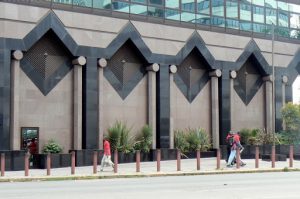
[169,65,177,74]
[282,75,288,84]
[230,70,237,79]
[72,56,86,66]
[147,63,160,72]
[209,69,222,77]
[98,58,107,68]
[12,50,23,61]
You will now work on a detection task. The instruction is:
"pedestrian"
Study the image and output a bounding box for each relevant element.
[100,138,114,171]
[225,131,234,163]
[227,132,246,167]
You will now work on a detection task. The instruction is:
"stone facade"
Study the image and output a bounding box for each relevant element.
[0,2,299,152]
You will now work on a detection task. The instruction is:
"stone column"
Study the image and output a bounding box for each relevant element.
[72,56,86,150]
[282,75,288,130]
[169,65,177,149]
[230,71,237,129]
[146,63,159,149]
[10,50,23,150]
[209,69,222,149]
[263,75,273,134]
[98,58,107,150]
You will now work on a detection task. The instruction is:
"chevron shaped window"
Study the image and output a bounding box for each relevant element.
[234,55,264,105]
[174,48,210,103]
[104,40,147,99]
[21,30,73,95]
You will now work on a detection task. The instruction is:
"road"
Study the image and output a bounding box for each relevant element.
[0,172,300,199]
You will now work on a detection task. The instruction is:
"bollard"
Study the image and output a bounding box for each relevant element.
[236,148,240,169]
[271,145,275,168]
[177,149,181,171]
[1,153,5,177]
[156,149,161,172]
[255,146,259,168]
[114,149,118,173]
[136,150,140,172]
[71,151,75,175]
[196,149,200,171]
[289,145,294,168]
[25,152,29,177]
[46,153,51,176]
[216,149,220,169]
[93,151,98,174]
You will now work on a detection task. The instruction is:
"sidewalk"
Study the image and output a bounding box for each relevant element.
[1,158,300,182]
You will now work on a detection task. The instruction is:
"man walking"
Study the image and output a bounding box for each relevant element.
[100,138,115,171]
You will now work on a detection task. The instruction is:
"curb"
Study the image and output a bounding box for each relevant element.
[1,168,299,183]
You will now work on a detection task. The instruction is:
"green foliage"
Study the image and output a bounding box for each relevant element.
[239,128,259,145]
[42,139,62,154]
[106,121,134,153]
[238,128,280,145]
[174,128,211,153]
[134,125,153,153]
[281,102,300,131]
[174,130,189,153]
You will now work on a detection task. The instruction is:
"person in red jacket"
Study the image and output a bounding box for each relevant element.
[100,138,114,171]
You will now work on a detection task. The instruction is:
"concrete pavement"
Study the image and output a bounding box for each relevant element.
[1,157,300,182]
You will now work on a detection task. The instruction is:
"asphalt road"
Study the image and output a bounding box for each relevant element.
[0,172,300,199]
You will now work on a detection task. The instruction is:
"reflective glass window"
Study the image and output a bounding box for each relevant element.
[278,11,289,27]
[240,21,252,31]
[195,14,210,25]
[149,0,163,6]
[93,0,111,9]
[290,13,300,28]
[289,4,300,14]
[253,6,264,23]
[253,23,266,33]
[211,16,225,27]
[73,0,92,7]
[252,0,264,6]
[55,0,72,5]
[165,9,180,20]
[112,1,129,13]
[290,29,300,39]
[131,0,146,4]
[211,0,224,17]
[148,6,164,17]
[226,19,239,29]
[278,1,288,11]
[277,27,290,37]
[265,0,276,9]
[181,12,195,22]
[241,0,251,4]
[166,0,179,9]
[197,0,210,15]
[266,8,277,25]
[182,0,195,12]
[240,3,251,21]
[130,4,147,15]
[226,1,238,19]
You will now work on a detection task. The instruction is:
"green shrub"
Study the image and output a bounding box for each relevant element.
[106,121,134,153]
[134,125,152,153]
[185,128,201,151]
[42,139,62,154]
[174,130,189,153]
[195,128,211,152]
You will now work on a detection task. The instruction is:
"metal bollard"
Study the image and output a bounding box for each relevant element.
[156,149,161,172]
[196,149,200,171]
[1,153,5,177]
[46,153,51,176]
[271,145,275,168]
[71,151,75,175]
[289,145,294,168]
[114,149,118,173]
[93,151,98,174]
[255,146,259,168]
[25,152,30,177]
[236,148,240,169]
[136,150,140,172]
[216,149,220,169]
[177,149,181,171]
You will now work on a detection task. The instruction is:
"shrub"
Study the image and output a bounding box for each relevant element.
[174,130,189,153]
[106,121,134,153]
[42,139,62,154]
[134,125,152,153]
[195,128,211,152]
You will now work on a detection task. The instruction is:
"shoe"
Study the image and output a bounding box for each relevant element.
[226,164,233,168]
[241,163,246,167]
[99,169,103,172]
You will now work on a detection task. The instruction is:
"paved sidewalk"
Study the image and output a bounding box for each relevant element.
[1,158,300,182]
